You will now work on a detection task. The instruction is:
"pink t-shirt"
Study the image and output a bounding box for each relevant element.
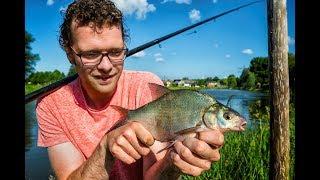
[36,70,164,180]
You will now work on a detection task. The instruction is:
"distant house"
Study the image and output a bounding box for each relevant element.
[172,79,182,86]
[207,82,219,88]
[163,80,172,87]
[170,79,197,87]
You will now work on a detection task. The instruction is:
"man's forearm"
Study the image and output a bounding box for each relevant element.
[67,143,114,180]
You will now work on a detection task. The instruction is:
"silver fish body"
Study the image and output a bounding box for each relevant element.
[113,84,246,142]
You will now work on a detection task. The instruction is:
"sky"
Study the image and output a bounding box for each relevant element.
[25,0,295,80]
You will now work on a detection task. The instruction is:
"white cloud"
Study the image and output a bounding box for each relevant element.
[155,57,164,62]
[154,53,162,57]
[242,49,254,55]
[59,6,67,13]
[189,9,201,23]
[132,51,146,58]
[112,0,156,20]
[288,36,295,45]
[47,0,54,6]
[161,0,191,4]
[225,54,231,58]
[213,0,218,3]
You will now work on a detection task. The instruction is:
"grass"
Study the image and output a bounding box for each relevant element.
[181,100,295,180]
[25,83,49,95]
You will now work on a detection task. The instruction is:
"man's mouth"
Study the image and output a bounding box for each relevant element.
[93,74,115,84]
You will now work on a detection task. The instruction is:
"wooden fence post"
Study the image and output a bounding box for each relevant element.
[267,0,290,179]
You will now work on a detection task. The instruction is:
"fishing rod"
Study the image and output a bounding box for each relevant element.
[25,0,263,104]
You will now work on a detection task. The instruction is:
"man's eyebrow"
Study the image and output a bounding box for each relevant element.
[80,47,125,53]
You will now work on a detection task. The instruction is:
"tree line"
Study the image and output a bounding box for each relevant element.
[25,31,76,85]
[191,53,295,93]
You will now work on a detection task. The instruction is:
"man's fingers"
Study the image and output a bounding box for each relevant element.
[174,141,211,170]
[115,135,141,160]
[122,126,151,156]
[197,130,224,148]
[170,151,203,177]
[128,122,155,146]
[109,143,136,164]
[183,137,221,161]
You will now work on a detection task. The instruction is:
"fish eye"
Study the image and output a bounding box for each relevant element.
[223,112,232,120]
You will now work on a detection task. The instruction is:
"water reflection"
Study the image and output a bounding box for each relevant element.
[25,101,55,180]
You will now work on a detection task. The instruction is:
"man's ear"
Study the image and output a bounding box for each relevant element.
[65,47,76,65]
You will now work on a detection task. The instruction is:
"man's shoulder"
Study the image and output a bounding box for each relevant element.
[123,70,163,84]
[123,70,159,78]
[36,78,78,106]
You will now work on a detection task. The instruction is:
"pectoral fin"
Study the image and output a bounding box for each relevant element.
[156,140,177,154]
[174,126,203,135]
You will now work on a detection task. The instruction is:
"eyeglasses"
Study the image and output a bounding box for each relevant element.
[70,47,128,68]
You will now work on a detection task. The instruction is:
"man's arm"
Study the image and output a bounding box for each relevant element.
[49,121,155,180]
[48,140,111,180]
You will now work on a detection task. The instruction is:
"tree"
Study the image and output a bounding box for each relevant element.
[246,72,256,90]
[68,65,77,76]
[213,76,220,82]
[26,70,66,84]
[219,78,228,86]
[288,53,295,95]
[249,57,269,91]
[239,68,256,90]
[25,31,40,79]
[195,79,206,86]
[227,75,237,88]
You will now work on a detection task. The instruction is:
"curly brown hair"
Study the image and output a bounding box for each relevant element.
[59,0,129,51]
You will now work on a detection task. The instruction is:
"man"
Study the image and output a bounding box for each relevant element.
[36,0,224,179]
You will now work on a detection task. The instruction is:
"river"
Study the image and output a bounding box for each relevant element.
[25,89,267,179]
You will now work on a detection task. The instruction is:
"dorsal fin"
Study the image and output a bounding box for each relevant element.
[148,83,171,100]
[110,105,129,117]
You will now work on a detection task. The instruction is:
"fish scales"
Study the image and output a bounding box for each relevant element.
[127,90,216,141]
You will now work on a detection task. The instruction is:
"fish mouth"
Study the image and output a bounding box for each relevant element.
[239,121,247,131]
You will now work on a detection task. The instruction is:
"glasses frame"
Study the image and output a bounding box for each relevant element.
[69,46,128,68]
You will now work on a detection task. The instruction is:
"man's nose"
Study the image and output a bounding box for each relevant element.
[96,55,113,71]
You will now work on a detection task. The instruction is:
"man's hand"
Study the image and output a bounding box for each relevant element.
[105,121,155,164]
[171,129,224,176]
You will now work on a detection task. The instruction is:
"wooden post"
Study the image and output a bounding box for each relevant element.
[267,0,290,179]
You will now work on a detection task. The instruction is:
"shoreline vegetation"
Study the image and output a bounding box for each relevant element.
[25,82,266,95]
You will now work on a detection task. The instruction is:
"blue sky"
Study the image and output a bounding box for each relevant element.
[25,0,295,80]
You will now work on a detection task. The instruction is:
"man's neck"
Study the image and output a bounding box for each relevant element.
[81,85,114,111]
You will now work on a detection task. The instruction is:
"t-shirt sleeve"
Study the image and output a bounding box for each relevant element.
[135,72,165,107]
[36,97,69,147]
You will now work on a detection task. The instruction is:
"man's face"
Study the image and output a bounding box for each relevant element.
[69,22,124,97]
